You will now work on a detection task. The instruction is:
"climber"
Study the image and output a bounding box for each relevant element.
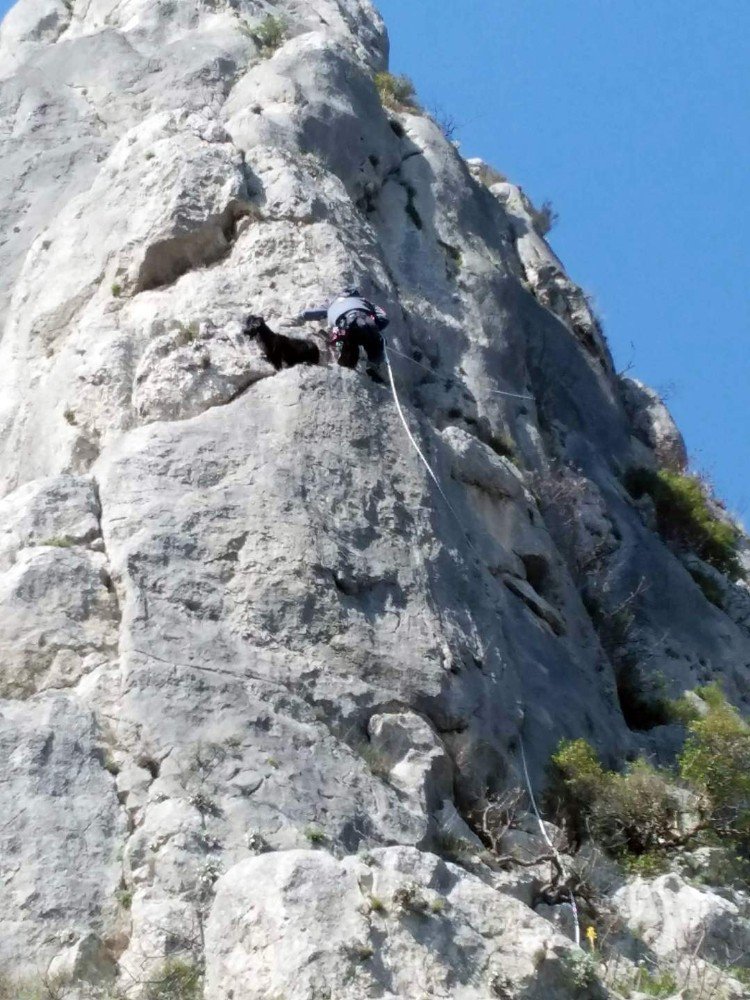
[298,287,389,379]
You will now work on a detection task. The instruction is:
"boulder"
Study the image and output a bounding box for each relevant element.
[205,847,605,1000]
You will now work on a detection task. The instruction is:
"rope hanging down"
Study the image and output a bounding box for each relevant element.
[384,347,475,551]
[520,734,581,946]
[384,346,581,947]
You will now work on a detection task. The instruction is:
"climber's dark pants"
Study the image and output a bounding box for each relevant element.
[337,315,384,369]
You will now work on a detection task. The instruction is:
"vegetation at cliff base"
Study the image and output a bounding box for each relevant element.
[678,684,750,846]
[550,740,681,859]
[550,684,750,865]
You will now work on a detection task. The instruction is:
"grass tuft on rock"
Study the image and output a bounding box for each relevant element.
[144,958,202,1000]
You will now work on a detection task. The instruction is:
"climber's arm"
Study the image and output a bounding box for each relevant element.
[299,306,328,323]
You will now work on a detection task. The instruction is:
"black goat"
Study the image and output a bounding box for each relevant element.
[243,315,319,371]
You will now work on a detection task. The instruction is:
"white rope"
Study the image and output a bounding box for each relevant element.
[384,346,581,948]
[386,345,535,401]
[520,734,581,946]
[384,347,482,560]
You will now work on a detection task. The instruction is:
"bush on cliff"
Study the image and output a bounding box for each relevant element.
[375,71,419,110]
[678,685,750,847]
[251,15,286,54]
[624,468,743,579]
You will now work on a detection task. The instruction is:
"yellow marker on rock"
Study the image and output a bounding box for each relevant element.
[586,925,597,950]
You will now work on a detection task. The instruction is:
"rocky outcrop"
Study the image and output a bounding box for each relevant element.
[619,377,688,471]
[613,874,750,970]
[205,847,592,1000]
[0,0,748,995]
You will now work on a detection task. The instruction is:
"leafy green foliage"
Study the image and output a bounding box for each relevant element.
[619,850,671,877]
[560,950,600,991]
[624,468,743,578]
[144,959,202,1000]
[552,685,750,865]
[374,72,419,110]
[726,965,750,987]
[615,966,678,998]
[636,967,678,997]
[679,686,750,844]
[550,740,681,856]
[251,15,286,55]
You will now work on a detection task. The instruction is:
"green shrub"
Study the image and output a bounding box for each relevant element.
[593,760,682,857]
[116,886,133,910]
[560,950,599,991]
[679,686,750,845]
[144,959,202,1000]
[251,15,286,54]
[634,966,678,997]
[111,282,122,297]
[624,468,743,579]
[550,740,681,857]
[620,849,671,878]
[374,71,419,110]
[726,966,750,987]
[552,687,750,864]
[615,965,678,998]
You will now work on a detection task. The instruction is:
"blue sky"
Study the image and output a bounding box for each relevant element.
[1,0,747,516]
[377,0,749,520]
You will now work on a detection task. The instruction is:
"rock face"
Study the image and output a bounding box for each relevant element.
[0,0,749,995]
[205,847,592,1000]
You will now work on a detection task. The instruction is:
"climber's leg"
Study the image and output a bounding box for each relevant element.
[337,328,359,369]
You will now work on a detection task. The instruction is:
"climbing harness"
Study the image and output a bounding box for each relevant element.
[384,345,581,947]
[385,345,535,402]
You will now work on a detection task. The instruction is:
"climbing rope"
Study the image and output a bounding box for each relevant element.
[385,345,535,401]
[384,347,477,554]
[384,345,581,947]
[520,734,581,946]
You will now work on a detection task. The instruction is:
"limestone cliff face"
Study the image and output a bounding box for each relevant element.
[1,1,748,996]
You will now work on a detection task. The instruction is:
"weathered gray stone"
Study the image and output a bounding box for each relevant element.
[0,696,126,974]
[0,0,748,992]
[620,377,688,471]
[205,847,602,1000]
[612,874,750,970]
